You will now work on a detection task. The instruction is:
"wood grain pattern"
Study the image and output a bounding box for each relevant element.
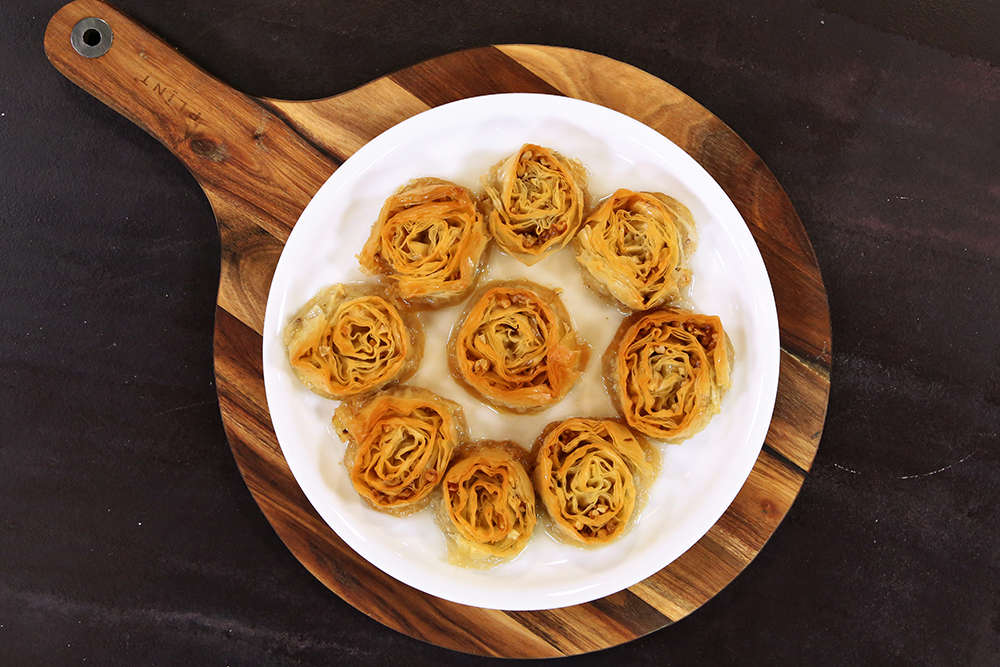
[262,78,428,162]
[389,47,562,105]
[45,1,831,657]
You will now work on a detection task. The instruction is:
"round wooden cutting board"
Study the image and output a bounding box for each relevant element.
[45,0,831,657]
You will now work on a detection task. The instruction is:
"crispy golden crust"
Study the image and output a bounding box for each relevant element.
[575,189,696,310]
[448,280,589,413]
[532,417,657,545]
[605,309,733,442]
[283,283,423,400]
[333,386,466,514]
[440,441,536,566]
[481,144,588,265]
[359,178,489,308]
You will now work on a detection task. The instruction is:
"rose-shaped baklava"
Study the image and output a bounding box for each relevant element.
[283,283,422,399]
[576,189,696,310]
[532,417,657,545]
[333,386,466,514]
[481,144,587,265]
[606,309,733,442]
[360,178,489,307]
[440,441,536,566]
[448,280,589,413]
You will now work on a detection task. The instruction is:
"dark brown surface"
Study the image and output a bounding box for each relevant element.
[2,0,998,664]
[42,1,830,655]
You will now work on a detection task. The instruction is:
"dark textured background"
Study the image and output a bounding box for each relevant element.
[2,0,998,664]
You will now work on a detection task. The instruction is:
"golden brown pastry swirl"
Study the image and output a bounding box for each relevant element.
[607,309,733,442]
[333,386,465,513]
[283,283,422,399]
[360,178,489,307]
[532,418,656,545]
[448,280,589,413]
[481,144,587,265]
[440,442,536,566]
[576,189,696,310]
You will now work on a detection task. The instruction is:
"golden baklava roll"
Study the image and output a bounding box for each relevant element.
[359,178,489,307]
[532,418,657,545]
[440,441,536,566]
[606,309,733,442]
[333,386,466,514]
[575,189,696,310]
[448,280,589,413]
[481,144,587,265]
[283,283,422,400]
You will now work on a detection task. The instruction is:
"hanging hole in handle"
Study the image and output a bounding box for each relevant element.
[71,18,112,58]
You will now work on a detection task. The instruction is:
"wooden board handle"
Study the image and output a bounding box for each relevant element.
[44,0,335,239]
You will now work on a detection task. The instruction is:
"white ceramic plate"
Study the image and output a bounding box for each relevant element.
[262,93,779,611]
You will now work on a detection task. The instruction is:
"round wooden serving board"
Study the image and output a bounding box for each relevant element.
[45,0,832,657]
